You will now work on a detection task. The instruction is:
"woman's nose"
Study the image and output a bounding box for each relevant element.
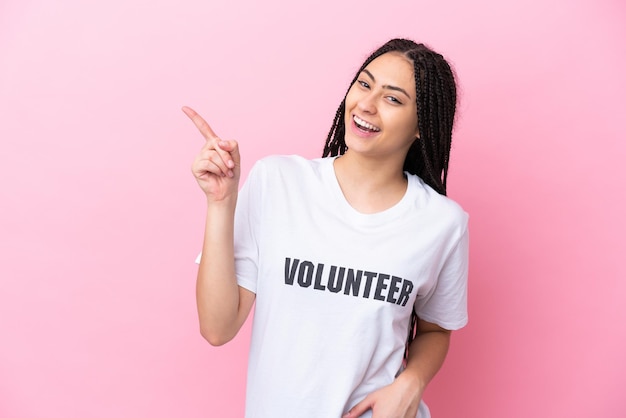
[357,93,377,114]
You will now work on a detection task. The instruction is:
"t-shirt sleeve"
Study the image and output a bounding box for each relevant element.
[194,161,264,294]
[232,162,264,293]
[414,221,469,330]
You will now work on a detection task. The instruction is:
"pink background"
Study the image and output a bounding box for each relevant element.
[1,0,625,417]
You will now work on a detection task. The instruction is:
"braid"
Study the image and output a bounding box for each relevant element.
[405,48,457,196]
[322,39,458,362]
[323,100,347,157]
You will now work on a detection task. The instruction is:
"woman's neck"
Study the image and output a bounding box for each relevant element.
[333,151,408,214]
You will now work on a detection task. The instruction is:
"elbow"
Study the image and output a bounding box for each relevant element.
[199,325,233,347]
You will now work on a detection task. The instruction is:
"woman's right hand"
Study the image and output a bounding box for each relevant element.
[183,106,241,202]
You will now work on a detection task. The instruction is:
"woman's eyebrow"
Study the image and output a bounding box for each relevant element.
[362,69,411,100]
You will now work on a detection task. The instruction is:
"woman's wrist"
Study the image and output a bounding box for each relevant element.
[206,193,237,210]
[395,368,426,400]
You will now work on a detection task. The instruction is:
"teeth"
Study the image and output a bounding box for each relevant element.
[354,115,380,132]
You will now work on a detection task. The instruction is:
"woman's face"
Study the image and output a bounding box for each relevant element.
[343,52,419,164]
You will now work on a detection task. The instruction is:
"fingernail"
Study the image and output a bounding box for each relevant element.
[228,170,234,178]
[227,160,235,168]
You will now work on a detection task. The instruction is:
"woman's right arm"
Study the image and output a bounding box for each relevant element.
[183,106,256,346]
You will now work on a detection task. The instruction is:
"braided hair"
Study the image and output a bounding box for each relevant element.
[322,38,458,360]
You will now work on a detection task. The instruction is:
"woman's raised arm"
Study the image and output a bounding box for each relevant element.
[183,106,256,346]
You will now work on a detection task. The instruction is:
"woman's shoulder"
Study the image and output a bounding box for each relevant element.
[252,154,331,175]
[254,153,304,165]
[408,173,469,228]
[244,155,335,202]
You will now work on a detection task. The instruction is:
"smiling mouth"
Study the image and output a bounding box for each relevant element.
[353,115,380,132]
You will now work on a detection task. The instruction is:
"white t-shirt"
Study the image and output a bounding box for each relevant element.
[198,155,469,418]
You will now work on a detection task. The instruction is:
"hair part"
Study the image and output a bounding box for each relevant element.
[322,38,458,360]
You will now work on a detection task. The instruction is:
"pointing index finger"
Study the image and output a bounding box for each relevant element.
[182,106,218,141]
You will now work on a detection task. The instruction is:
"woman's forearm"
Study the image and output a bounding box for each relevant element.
[396,320,452,397]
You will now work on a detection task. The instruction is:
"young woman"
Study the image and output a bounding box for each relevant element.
[185,38,468,418]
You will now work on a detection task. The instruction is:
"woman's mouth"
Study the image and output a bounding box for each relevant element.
[353,115,380,133]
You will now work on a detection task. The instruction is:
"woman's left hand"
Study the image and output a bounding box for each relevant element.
[342,375,423,418]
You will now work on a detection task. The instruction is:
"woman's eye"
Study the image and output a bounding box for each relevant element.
[387,96,402,104]
[358,80,370,89]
